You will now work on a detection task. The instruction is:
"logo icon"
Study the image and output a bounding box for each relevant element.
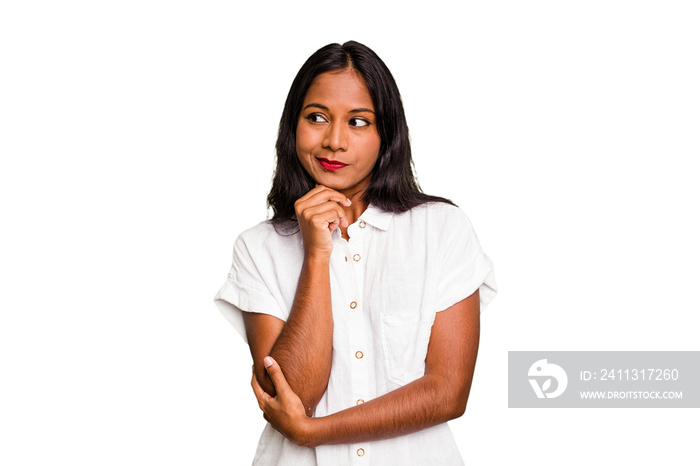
[528,359,568,399]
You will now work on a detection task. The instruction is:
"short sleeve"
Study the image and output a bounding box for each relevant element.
[214,233,287,343]
[434,207,497,313]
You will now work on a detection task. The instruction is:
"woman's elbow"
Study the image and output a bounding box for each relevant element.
[253,363,320,416]
[443,384,470,420]
[449,396,468,419]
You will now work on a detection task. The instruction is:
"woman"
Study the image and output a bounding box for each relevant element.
[215,41,496,465]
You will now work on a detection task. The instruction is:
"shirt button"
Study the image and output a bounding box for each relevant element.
[359,221,366,228]
[353,254,361,262]
[355,351,364,359]
[356,399,364,405]
[357,448,365,457]
[350,301,357,309]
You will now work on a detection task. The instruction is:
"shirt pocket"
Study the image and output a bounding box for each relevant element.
[380,313,435,386]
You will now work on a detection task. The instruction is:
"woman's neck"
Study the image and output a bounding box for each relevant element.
[338,190,368,240]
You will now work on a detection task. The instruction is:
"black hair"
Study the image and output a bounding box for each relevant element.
[267,40,454,224]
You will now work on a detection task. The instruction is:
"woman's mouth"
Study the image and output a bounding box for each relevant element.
[317,158,348,171]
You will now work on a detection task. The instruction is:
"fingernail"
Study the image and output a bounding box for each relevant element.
[346,198,352,205]
[264,356,274,368]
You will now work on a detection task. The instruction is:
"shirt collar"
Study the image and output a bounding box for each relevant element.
[359,204,393,231]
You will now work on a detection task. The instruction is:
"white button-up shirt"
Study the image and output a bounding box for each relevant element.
[215,202,497,465]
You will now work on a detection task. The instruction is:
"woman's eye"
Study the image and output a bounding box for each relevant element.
[306,113,327,123]
[349,118,369,127]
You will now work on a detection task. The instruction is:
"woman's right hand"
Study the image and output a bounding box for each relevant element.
[294,185,352,260]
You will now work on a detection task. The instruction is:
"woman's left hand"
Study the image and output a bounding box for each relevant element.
[251,356,316,447]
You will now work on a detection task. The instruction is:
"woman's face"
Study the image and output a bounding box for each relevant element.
[296,69,380,199]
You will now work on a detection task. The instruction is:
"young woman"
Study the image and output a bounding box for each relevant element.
[215,41,497,465]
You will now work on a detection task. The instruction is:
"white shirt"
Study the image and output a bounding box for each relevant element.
[215,202,497,465]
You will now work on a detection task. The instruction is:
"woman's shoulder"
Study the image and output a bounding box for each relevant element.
[235,219,301,251]
[385,201,475,243]
[396,201,469,225]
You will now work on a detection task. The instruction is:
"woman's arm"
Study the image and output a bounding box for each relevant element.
[252,290,480,447]
[244,185,351,417]
[244,254,332,417]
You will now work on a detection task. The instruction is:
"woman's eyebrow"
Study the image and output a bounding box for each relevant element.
[303,103,329,111]
[302,103,375,114]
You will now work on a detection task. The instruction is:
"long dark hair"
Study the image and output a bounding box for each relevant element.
[267,40,454,224]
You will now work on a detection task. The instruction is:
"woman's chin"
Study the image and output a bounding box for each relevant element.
[310,175,347,191]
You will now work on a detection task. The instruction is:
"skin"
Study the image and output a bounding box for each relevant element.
[253,292,480,447]
[243,69,381,415]
[243,68,481,446]
[295,67,381,234]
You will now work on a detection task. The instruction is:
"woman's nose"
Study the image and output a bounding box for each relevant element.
[322,123,348,152]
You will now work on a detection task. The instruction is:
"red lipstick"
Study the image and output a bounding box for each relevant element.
[317,158,348,171]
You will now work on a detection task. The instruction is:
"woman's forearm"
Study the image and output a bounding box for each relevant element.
[256,254,333,416]
[301,372,469,447]
[253,284,481,449]
[299,293,479,446]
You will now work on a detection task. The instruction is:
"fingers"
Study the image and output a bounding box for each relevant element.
[251,371,270,408]
[301,201,349,230]
[263,356,292,396]
[308,185,353,206]
[294,185,352,253]
[295,185,352,211]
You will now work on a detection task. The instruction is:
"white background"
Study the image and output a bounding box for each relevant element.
[1,1,698,464]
